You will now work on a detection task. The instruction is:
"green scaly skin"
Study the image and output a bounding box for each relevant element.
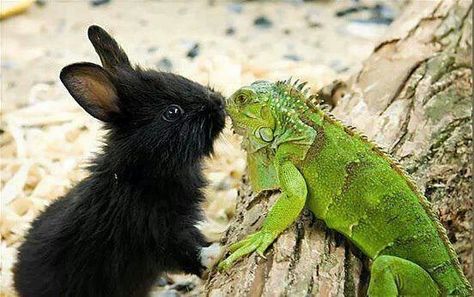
[219,80,472,297]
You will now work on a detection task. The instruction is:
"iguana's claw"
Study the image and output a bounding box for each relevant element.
[217,231,276,271]
[217,257,235,271]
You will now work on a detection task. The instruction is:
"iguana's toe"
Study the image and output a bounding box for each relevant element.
[217,258,234,271]
[228,235,254,252]
[217,231,276,270]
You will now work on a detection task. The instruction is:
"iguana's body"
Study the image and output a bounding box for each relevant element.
[219,80,472,296]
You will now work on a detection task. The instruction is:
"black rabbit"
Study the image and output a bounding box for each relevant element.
[14,25,225,297]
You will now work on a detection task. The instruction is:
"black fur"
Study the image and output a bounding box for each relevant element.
[13,25,225,297]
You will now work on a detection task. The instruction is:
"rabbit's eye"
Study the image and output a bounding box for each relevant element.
[162,104,184,122]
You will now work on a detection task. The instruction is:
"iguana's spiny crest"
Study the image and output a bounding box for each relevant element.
[226,79,318,154]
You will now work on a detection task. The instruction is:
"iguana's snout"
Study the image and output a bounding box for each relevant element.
[225,81,281,155]
[226,81,274,137]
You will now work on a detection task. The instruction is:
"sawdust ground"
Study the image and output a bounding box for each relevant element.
[0,1,391,296]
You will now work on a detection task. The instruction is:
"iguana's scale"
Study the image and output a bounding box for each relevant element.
[220,80,472,296]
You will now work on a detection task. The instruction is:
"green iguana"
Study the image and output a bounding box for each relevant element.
[218,80,472,296]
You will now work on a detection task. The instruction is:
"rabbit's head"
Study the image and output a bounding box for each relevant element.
[60,25,225,173]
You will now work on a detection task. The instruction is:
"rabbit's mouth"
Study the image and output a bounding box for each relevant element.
[208,121,214,141]
[208,110,225,141]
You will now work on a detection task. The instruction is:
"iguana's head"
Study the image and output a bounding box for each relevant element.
[226,79,316,191]
[226,80,312,152]
[226,81,277,151]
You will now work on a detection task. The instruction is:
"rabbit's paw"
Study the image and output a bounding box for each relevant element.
[200,243,224,269]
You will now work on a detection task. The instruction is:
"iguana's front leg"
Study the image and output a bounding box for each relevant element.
[218,149,307,271]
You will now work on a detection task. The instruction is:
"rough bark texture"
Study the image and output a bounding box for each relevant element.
[205,1,472,296]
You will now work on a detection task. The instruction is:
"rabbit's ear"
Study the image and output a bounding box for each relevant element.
[87,25,131,72]
[60,62,120,122]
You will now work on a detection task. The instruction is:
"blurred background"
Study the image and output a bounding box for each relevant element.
[1,1,401,296]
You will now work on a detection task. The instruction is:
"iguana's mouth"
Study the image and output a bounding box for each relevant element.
[230,121,246,136]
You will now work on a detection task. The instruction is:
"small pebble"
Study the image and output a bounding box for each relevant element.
[90,0,110,6]
[283,54,302,62]
[42,80,55,85]
[35,0,47,6]
[335,5,368,17]
[254,16,273,29]
[186,43,200,59]
[372,4,395,24]
[305,12,322,28]
[148,46,159,53]
[329,60,349,73]
[227,3,243,14]
[157,58,173,71]
[336,3,394,25]
[225,26,236,36]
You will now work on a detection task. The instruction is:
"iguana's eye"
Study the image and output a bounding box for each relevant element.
[236,93,248,104]
[232,88,256,105]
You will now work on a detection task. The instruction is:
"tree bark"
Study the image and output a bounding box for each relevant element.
[205,1,472,296]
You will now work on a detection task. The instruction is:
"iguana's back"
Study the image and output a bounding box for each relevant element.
[298,107,470,296]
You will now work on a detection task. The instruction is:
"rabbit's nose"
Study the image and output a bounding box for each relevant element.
[216,100,225,111]
[213,96,225,111]
[209,99,226,118]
